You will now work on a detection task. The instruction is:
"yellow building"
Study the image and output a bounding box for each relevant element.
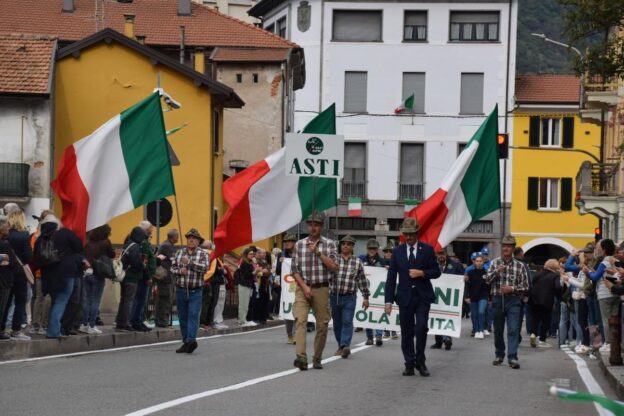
[511,75,601,263]
[54,29,243,244]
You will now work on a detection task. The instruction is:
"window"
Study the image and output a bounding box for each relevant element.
[402,72,426,113]
[404,11,427,41]
[399,143,424,200]
[460,73,484,114]
[343,143,366,198]
[265,23,275,34]
[540,118,561,147]
[276,17,287,38]
[527,177,573,211]
[253,73,259,83]
[236,73,242,83]
[450,11,499,42]
[344,71,368,113]
[332,10,383,42]
[212,108,220,154]
[458,142,468,155]
[539,178,560,209]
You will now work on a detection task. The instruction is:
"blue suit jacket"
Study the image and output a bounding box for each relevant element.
[385,242,441,306]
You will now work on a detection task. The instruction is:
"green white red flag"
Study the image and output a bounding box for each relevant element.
[347,197,362,217]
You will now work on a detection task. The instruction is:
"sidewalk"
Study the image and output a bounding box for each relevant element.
[0,318,284,362]
[598,351,624,400]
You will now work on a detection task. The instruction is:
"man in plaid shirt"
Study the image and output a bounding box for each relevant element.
[291,211,339,370]
[171,228,210,354]
[331,235,370,359]
[485,235,529,369]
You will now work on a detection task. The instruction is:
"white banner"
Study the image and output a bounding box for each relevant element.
[280,259,465,338]
[284,133,344,178]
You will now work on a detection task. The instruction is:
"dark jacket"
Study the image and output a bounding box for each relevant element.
[275,249,292,278]
[385,242,441,306]
[238,261,255,288]
[122,227,148,283]
[466,268,489,301]
[157,239,176,284]
[438,258,464,275]
[38,223,84,295]
[8,228,33,282]
[359,254,384,267]
[0,240,18,289]
[85,238,115,279]
[530,270,564,309]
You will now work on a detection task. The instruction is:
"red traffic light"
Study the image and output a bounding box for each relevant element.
[497,133,509,159]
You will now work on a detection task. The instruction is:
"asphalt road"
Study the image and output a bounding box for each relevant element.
[0,321,618,416]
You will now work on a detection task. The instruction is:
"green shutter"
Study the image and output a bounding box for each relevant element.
[562,117,574,149]
[529,116,540,147]
[561,177,573,211]
[527,177,539,210]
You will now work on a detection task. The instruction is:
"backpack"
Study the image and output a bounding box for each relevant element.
[35,232,61,267]
[112,242,137,283]
[92,255,116,280]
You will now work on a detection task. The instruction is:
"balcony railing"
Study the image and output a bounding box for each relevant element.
[584,74,619,93]
[0,163,30,198]
[576,160,619,197]
[341,181,366,199]
[398,183,424,201]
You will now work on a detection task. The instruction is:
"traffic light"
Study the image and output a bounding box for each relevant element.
[595,227,602,243]
[497,133,509,159]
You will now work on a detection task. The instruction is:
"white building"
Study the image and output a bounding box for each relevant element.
[249,0,517,259]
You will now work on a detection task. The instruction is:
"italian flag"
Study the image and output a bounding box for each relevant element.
[347,197,362,217]
[394,94,414,114]
[404,199,419,217]
[213,105,338,258]
[549,386,624,415]
[407,106,500,250]
[51,93,175,239]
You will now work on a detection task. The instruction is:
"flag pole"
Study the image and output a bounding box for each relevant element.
[173,194,184,245]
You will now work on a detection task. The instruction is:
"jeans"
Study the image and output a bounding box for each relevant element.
[587,294,604,340]
[366,328,383,339]
[470,298,488,333]
[238,285,252,324]
[116,281,138,327]
[61,276,83,331]
[176,286,203,343]
[492,295,521,362]
[82,276,105,327]
[213,284,226,324]
[559,302,573,345]
[47,278,75,338]
[330,293,357,348]
[131,279,149,326]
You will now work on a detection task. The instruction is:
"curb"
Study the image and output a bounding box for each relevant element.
[597,351,624,400]
[0,320,284,362]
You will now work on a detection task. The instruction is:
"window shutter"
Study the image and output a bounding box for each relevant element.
[460,73,484,114]
[333,11,382,42]
[529,116,540,147]
[344,72,368,113]
[560,177,573,211]
[527,177,538,210]
[402,72,426,113]
[562,117,574,148]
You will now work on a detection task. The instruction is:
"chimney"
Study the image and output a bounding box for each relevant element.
[194,47,205,74]
[136,35,146,44]
[62,0,75,12]
[178,0,191,16]
[124,14,135,39]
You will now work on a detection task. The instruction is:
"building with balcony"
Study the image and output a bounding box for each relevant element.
[249,0,517,259]
[511,75,601,264]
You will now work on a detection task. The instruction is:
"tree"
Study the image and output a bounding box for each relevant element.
[560,0,624,80]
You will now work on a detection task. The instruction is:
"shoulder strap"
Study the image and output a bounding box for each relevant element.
[121,242,137,258]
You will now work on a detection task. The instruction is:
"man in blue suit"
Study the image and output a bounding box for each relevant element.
[384,218,441,377]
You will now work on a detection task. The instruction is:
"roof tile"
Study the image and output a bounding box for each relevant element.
[0,33,56,95]
[210,47,290,62]
[515,74,581,104]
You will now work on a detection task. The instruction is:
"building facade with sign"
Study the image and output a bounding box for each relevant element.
[511,75,601,264]
[249,0,517,260]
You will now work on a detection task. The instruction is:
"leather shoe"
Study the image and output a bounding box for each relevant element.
[415,362,430,377]
[402,365,415,376]
[312,360,323,369]
[186,341,198,354]
[430,343,442,349]
[294,356,308,371]
[176,343,190,353]
[444,339,452,351]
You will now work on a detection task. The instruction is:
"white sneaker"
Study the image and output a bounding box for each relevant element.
[483,330,490,336]
[36,328,46,335]
[143,321,155,329]
[10,331,31,341]
[241,322,255,327]
[538,341,552,348]
[568,341,576,349]
[249,321,258,327]
[475,332,484,339]
[600,343,611,353]
[214,323,228,329]
[78,324,90,334]
[575,345,590,354]
[87,326,102,335]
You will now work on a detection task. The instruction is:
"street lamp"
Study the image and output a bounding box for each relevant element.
[530,33,582,57]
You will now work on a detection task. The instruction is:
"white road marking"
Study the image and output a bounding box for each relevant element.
[125,342,373,416]
[560,346,613,416]
[0,325,284,366]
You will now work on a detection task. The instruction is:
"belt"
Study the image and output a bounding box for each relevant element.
[331,291,355,296]
[177,285,202,291]
[309,282,329,289]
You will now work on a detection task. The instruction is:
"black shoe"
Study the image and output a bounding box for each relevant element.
[365,338,374,346]
[176,343,190,353]
[492,357,504,366]
[509,360,520,369]
[402,365,415,376]
[354,327,363,333]
[375,336,383,347]
[186,341,198,354]
[294,356,308,371]
[312,360,323,369]
[116,325,134,332]
[415,362,430,377]
[140,323,153,332]
[95,317,104,326]
[444,339,452,351]
[132,323,146,332]
[155,324,169,328]
[341,347,351,359]
[430,343,442,349]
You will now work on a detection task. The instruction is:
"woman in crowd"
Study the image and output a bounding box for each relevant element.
[464,255,489,339]
[80,224,115,334]
[0,216,18,340]
[237,247,257,327]
[530,259,566,348]
[30,210,53,335]
[566,252,592,354]
[253,249,271,324]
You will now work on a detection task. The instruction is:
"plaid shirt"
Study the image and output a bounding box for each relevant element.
[485,256,530,297]
[332,255,370,298]
[290,236,337,285]
[171,247,210,289]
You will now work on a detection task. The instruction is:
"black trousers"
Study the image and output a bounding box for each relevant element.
[200,285,213,326]
[399,296,430,366]
[254,285,270,323]
[576,299,590,346]
[271,286,281,316]
[2,273,28,332]
[530,304,551,342]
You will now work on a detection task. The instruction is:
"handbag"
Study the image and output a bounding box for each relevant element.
[154,265,169,281]
[112,242,136,283]
[15,256,35,285]
[92,255,116,280]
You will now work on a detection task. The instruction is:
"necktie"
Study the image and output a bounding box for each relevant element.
[409,246,415,263]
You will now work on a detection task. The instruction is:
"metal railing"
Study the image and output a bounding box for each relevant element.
[0,163,29,197]
[576,160,619,197]
[398,183,424,201]
[341,181,366,199]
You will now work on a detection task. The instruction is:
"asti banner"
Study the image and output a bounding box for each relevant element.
[280,259,465,338]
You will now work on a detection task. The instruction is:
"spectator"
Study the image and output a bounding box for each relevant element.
[0,216,17,340]
[237,248,257,327]
[154,229,179,328]
[36,215,86,339]
[566,252,592,354]
[432,247,464,350]
[277,234,296,343]
[254,249,271,324]
[200,240,215,330]
[464,255,489,339]
[529,259,566,348]
[130,221,156,332]
[360,238,385,346]
[269,247,282,319]
[80,225,115,334]
[211,248,228,330]
[115,226,147,331]
[30,210,53,335]
[171,229,210,354]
